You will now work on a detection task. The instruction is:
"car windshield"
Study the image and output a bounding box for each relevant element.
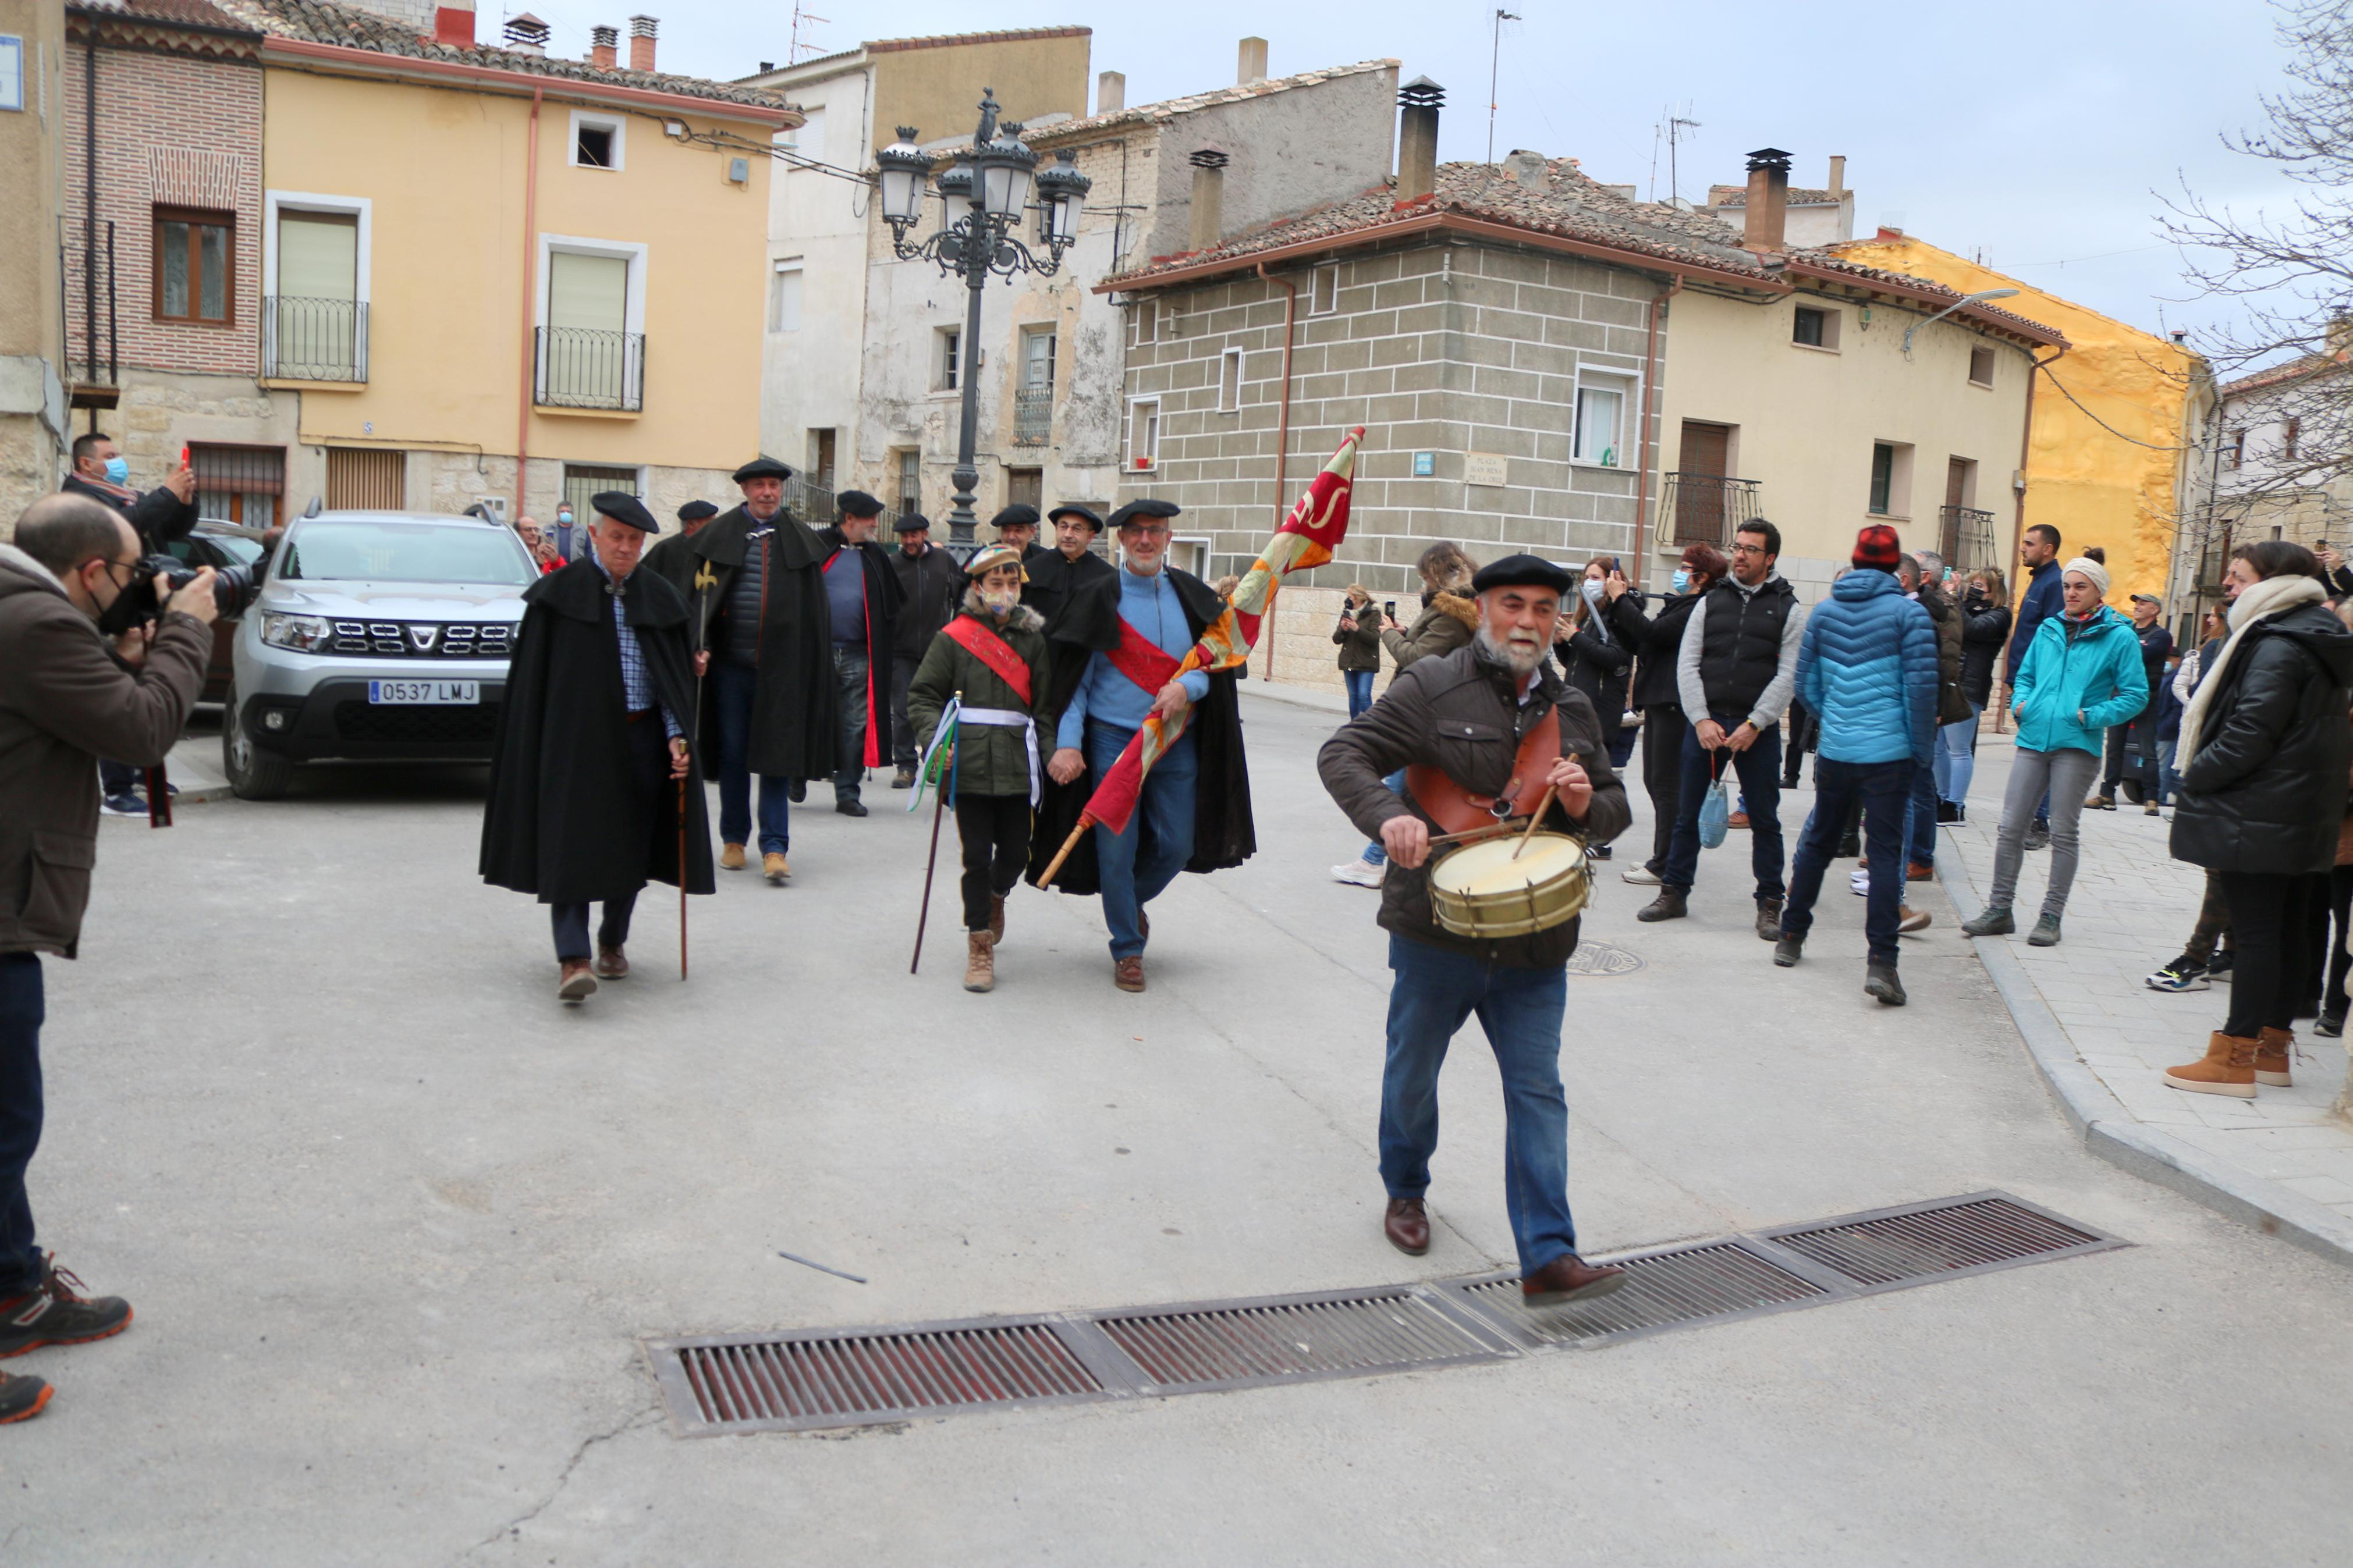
[208,534,265,566]
[279,521,533,586]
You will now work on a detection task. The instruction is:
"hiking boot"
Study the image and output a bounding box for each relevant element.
[1773,931,1804,968]
[836,797,868,817]
[1907,862,1934,882]
[2256,1026,2295,1087]
[1332,858,1386,888]
[719,842,746,872]
[2164,1032,2257,1097]
[989,894,1006,945]
[592,947,629,980]
[1865,962,1907,1007]
[2023,823,2051,851]
[1521,1253,1627,1306]
[1898,905,1932,934]
[763,852,790,885]
[892,765,916,790]
[2145,802,2162,817]
[963,931,996,993]
[1962,905,2015,937]
[2084,792,2114,811]
[1621,863,1663,886]
[0,1369,49,1424]
[558,961,597,1002]
[1635,890,1687,923]
[1113,955,1145,993]
[2028,913,2064,947]
[1755,899,1783,941]
[0,1257,133,1357]
[2145,954,2210,993]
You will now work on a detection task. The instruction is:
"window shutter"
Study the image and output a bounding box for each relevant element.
[548,252,627,333]
[279,212,357,301]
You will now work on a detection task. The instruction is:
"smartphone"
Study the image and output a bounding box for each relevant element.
[1385,600,1397,618]
[180,444,190,470]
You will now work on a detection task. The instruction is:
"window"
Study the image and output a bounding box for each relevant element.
[1968,346,1995,387]
[1218,346,1243,413]
[1135,297,1157,345]
[1021,326,1056,392]
[896,449,920,515]
[1310,264,1339,315]
[537,235,646,410]
[561,463,638,524]
[271,208,360,379]
[1572,374,1631,467]
[769,259,804,332]
[155,208,233,323]
[807,429,836,492]
[1791,304,1840,350]
[2285,417,2301,460]
[191,443,284,531]
[938,327,961,391]
[2228,429,2245,468]
[570,110,624,170]
[1006,467,1043,511]
[1128,396,1160,471]
[1869,443,1894,514]
[1,35,25,114]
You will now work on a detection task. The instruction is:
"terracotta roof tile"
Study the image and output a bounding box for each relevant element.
[73,0,253,30]
[1025,59,1398,147]
[1710,187,1841,206]
[2221,352,2344,396]
[867,26,1091,54]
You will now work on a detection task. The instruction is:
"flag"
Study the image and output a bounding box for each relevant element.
[1081,426,1365,837]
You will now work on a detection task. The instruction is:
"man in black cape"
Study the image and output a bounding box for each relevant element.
[1028,499,1254,991]
[1024,503,1118,627]
[649,457,836,884]
[480,492,714,1003]
[815,490,906,817]
[993,504,1056,594]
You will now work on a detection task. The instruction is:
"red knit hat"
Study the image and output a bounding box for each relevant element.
[1852,524,1903,571]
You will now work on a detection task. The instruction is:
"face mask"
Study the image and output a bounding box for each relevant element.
[1581,578,1606,609]
[94,564,148,636]
[981,585,1019,615]
[557,510,573,525]
[1670,569,1690,592]
[103,456,130,486]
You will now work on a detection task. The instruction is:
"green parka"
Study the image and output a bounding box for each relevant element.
[906,591,1057,798]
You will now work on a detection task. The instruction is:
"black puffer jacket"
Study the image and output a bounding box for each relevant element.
[1958,591,2011,708]
[1917,582,1972,726]
[2171,601,2353,876]
[1617,589,1702,712]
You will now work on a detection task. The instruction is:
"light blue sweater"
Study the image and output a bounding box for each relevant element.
[1055,566,1210,749]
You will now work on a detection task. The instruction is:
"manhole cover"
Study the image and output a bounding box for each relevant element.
[1566,940,1642,976]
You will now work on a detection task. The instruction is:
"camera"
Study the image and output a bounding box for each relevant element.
[100,554,260,635]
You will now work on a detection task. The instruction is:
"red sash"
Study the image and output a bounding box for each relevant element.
[942,615,1034,705]
[1106,617,1184,696]
[1406,708,1562,835]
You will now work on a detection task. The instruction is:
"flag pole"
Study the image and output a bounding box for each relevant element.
[1037,813,1094,891]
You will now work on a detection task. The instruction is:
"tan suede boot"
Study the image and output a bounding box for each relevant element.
[989,894,1006,945]
[963,930,995,993]
[2255,1026,2295,1088]
[2164,1032,2258,1098]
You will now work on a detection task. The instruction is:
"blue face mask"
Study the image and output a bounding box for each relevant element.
[103,456,130,486]
[556,510,573,526]
[1671,568,1690,592]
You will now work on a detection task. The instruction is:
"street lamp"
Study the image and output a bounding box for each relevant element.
[874,90,1092,552]
[1904,287,2021,355]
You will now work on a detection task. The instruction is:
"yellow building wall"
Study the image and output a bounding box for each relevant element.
[871,34,1092,146]
[1834,235,2203,607]
[261,66,771,476]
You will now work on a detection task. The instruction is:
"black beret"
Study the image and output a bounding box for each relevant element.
[1469,553,1573,596]
[990,504,1042,531]
[676,500,718,523]
[1047,503,1106,534]
[1108,499,1181,529]
[732,457,794,484]
[837,489,884,518]
[892,511,932,533]
[590,491,660,534]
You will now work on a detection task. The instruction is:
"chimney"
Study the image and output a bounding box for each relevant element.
[1189,150,1229,252]
[1396,77,1442,205]
[1504,149,1546,190]
[1740,147,1791,253]
[1097,70,1124,115]
[432,1,475,47]
[589,24,617,69]
[1237,37,1268,85]
[629,15,657,73]
[1827,154,1846,197]
[503,12,549,54]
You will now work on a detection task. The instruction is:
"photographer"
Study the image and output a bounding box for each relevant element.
[0,493,217,1425]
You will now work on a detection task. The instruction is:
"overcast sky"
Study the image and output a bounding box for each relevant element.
[518,0,2299,343]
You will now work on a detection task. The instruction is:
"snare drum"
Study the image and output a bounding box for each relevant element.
[1426,833,1592,940]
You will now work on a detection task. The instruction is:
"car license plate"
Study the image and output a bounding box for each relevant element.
[368,680,480,705]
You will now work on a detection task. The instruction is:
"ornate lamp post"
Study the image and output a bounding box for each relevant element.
[874,91,1091,553]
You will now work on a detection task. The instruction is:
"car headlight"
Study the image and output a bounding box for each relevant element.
[260,613,334,652]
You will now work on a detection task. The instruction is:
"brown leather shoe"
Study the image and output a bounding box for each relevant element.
[557,960,598,1002]
[762,851,790,885]
[593,947,629,980]
[2255,1026,2295,1087]
[1383,1197,1430,1256]
[1113,955,1145,993]
[1907,861,1934,882]
[718,842,746,872]
[1519,1252,1627,1306]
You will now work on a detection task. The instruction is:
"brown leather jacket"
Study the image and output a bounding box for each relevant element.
[1319,642,1630,967]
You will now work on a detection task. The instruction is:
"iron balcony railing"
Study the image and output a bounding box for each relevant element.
[535,326,644,411]
[59,219,119,394]
[1658,472,1763,549]
[264,296,368,382]
[1939,504,1999,574]
[1013,385,1053,446]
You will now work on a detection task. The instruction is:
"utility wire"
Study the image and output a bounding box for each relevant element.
[2040,368,2202,452]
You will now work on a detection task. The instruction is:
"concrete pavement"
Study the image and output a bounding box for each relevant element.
[8,692,2351,1563]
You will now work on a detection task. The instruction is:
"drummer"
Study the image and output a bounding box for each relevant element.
[1317,552,1631,1306]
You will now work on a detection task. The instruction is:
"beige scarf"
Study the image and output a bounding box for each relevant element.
[2176,573,2326,763]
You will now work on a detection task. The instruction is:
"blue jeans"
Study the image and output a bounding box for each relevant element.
[1379,935,1575,1276]
[832,645,872,801]
[1902,755,1940,870]
[1362,767,1408,867]
[711,659,790,855]
[1663,714,1786,903]
[1087,722,1197,959]
[1783,758,1912,965]
[1343,669,1375,719]
[1933,702,1981,806]
[2157,737,2178,805]
[0,954,44,1297]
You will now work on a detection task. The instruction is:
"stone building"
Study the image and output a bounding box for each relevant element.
[0,0,72,528]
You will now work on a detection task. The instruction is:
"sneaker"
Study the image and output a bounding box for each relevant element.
[1865,962,1908,1007]
[1621,863,1663,886]
[1331,859,1385,888]
[2085,793,2115,811]
[1898,905,1932,934]
[2208,949,2235,982]
[0,1256,133,1357]
[2317,1006,2347,1039]
[1588,842,1613,861]
[100,792,147,817]
[1773,932,1804,968]
[0,1369,50,1424]
[2028,913,2063,947]
[2023,824,2051,851]
[1849,867,1869,897]
[1935,801,1962,824]
[1726,811,1751,830]
[2145,954,2211,993]
[1961,905,2016,937]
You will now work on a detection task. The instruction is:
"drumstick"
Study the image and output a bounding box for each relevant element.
[1511,783,1558,861]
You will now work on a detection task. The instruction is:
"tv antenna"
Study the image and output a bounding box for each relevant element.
[1486,10,1520,164]
[1664,109,1700,207]
[789,1,830,64]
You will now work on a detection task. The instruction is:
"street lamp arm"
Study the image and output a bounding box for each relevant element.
[1903,287,2022,356]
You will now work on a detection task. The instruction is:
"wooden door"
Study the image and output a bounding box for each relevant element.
[1674,421,1733,542]
[324,447,403,510]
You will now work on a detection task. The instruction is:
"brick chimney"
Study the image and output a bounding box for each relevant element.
[432,1,475,47]
[1741,147,1791,253]
[629,15,657,72]
[1396,78,1442,205]
[1189,150,1229,251]
[502,12,549,54]
[1238,37,1267,84]
[589,24,617,69]
[1097,70,1124,114]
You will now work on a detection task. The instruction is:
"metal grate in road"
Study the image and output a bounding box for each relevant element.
[1755,1193,2118,1292]
[1444,1239,1831,1349]
[1094,1288,1509,1393]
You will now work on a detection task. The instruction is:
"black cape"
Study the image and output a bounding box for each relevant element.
[1025,566,1255,895]
[816,525,907,768]
[1023,546,1117,630]
[479,557,715,904]
[650,504,837,781]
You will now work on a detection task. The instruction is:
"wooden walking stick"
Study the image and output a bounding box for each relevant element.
[910,773,949,975]
[677,769,690,980]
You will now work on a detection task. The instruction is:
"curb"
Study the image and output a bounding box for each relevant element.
[1238,681,1353,717]
[1936,846,2353,1272]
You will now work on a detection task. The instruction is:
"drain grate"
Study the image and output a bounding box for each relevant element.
[1443,1239,1832,1349]
[1095,1288,1509,1393]
[1755,1193,2118,1292]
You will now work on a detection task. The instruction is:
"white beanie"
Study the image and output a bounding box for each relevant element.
[2062,556,2110,598]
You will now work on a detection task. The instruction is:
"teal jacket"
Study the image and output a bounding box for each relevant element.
[2011,605,2149,756]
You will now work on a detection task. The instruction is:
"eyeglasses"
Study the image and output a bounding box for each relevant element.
[1730,543,1768,556]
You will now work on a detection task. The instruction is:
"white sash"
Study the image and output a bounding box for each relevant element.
[959,706,1040,806]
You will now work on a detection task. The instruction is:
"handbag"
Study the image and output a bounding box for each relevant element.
[1697,753,1731,849]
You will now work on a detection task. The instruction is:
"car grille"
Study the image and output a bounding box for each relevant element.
[332,701,503,745]
[328,620,516,659]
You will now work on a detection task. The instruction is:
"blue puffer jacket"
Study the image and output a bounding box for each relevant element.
[1794,570,1940,767]
[2011,605,2148,756]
